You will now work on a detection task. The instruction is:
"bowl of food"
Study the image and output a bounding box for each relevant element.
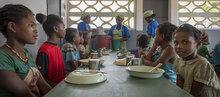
[126,66,165,78]
[65,70,107,84]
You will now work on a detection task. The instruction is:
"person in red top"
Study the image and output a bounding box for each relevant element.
[36,13,66,87]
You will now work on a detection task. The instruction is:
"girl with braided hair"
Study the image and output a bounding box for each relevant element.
[0,4,51,97]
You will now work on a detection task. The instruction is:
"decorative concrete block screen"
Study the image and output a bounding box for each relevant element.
[66,0,135,29]
[178,0,220,28]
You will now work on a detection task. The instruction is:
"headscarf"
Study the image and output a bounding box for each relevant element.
[143,10,154,18]
[80,13,90,20]
[117,14,124,20]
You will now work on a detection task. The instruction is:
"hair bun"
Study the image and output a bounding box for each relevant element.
[36,13,47,24]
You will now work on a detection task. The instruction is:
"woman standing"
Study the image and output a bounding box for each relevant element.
[143,10,159,47]
[108,14,130,50]
[77,13,96,55]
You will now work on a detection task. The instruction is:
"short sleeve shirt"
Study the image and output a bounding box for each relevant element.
[147,20,158,38]
[0,49,36,97]
[77,21,91,31]
[174,56,220,93]
[197,44,210,59]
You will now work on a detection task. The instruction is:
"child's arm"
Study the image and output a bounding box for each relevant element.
[142,44,157,65]
[46,80,57,88]
[176,74,184,88]
[138,48,142,58]
[68,60,77,71]
[0,71,37,97]
[143,45,176,67]
[37,73,52,96]
[190,81,204,97]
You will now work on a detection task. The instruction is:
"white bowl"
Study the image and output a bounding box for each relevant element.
[126,66,165,78]
[65,70,107,84]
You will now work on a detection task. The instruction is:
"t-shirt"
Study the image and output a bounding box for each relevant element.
[0,49,36,97]
[213,42,220,66]
[78,21,91,31]
[147,20,158,38]
[77,21,92,54]
[174,56,220,97]
[61,43,80,72]
[197,44,210,59]
[108,25,130,38]
[36,42,56,77]
[36,42,66,83]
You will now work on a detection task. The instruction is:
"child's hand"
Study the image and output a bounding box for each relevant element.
[141,55,147,61]
[151,43,158,50]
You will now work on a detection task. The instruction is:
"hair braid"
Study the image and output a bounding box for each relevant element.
[0,4,33,38]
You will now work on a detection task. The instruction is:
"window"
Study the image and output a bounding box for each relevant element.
[66,0,136,29]
[178,0,220,29]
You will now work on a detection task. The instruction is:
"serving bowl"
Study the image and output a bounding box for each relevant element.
[126,66,165,78]
[65,70,107,84]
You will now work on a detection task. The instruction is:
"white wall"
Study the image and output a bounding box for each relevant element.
[169,0,220,50]
[0,0,47,14]
[0,0,48,59]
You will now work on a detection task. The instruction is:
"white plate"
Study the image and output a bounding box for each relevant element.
[126,66,165,78]
[65,70,107,84]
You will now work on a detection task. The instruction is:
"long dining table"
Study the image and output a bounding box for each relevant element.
[44,52,193,97]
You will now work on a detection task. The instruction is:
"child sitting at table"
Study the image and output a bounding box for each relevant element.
[62,28,81,74]
[142,22,177,84]
[137,34,150,58]
[136,34,142,47]
[83,33,91,57]
[197,31,213,63]
[0,4,51,97]
[173,24,220,97]
[36,13,66,87]
[78,32,87,59]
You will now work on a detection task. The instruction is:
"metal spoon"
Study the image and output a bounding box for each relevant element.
[149,63,163,72]
[127,60,132,66]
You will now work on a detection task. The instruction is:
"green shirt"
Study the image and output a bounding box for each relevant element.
[0,49,36,97]
[197,44,210,59]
